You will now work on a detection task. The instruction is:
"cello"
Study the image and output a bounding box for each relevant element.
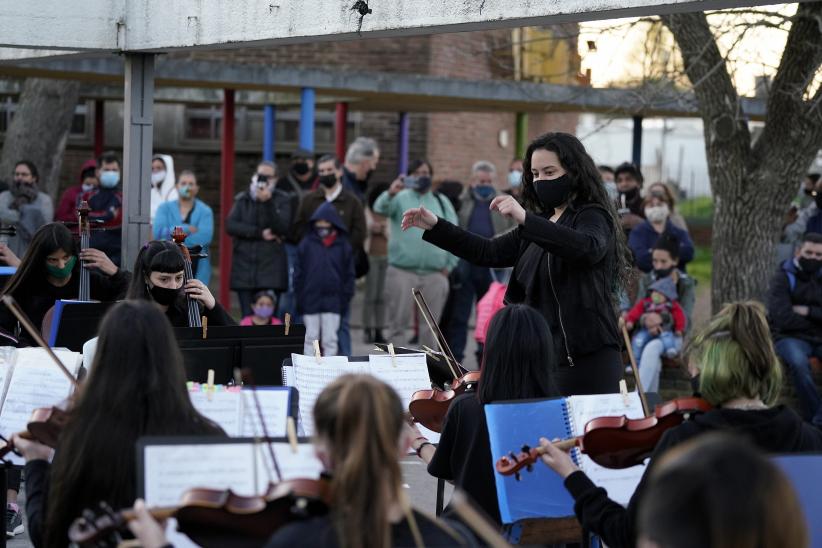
[171,226,203,328]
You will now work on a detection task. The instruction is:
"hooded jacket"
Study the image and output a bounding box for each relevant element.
[768,258,822,344]
[565,405,822,548]
[295,202,355,315]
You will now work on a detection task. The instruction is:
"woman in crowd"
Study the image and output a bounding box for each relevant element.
[402,132,632,395]
[646,182,687,231]
[628,192,694,273]
[538,301,822,548]
[411,304,559,524]
[126,240,234,327]
[12,300,224,547]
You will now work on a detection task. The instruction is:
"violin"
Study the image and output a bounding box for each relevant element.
[495,396,712,479]
[171,227,203,328]
[69,478,332,548]
[407,288,480,433]
[0,406,70,460]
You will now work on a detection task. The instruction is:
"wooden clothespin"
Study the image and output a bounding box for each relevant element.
[619,379,630,407]
[201,316,208,339]
[206,369,215,401]
[313,340,322,364]
[387,343,397,367]
[284,313,291,336]
[287,417,298,454]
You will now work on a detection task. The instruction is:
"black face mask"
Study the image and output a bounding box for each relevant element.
[293,162,310,176]
[149,285,181,306]
[621,187,640,201]
[534,175,572,211]
[654,267,675,278]
[814,194,822,209]
[799,257,822,274]
[319,174,337,189]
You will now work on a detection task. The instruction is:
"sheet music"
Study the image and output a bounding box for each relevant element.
[143,443,259,506]
[566,393,646,506]
[188,386,243,436]
[291,355,366,436]
[282,365,295,387]
[255,442,324,492]
[367,354,430,409]
[0,348,80,465]
[0,348,15,411]
[240,388,291,438]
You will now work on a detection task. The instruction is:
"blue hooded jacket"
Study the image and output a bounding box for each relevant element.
[295,201,355,315]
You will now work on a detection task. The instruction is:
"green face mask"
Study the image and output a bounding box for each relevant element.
[45,256,77,279]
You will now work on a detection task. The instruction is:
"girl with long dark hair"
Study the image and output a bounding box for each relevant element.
[126,240,234,327]
[12,300,225,547]
[402,132,632,395]
[412,304,559,524]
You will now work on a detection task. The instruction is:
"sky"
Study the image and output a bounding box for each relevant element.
[577,4,799,96]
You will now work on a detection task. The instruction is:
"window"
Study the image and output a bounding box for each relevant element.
[0,97,88,137]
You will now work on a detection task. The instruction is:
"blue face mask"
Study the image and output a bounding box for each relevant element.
[508,170,523,188]
[473,185,496,202]
[178,185,192,199]
[100,171,120,189]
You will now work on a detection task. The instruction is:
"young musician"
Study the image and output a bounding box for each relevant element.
[411,304,559,524]
[538,301,822,548]
[402,132,633,395]
[12,300,225,547]
[126,240,235,327]
[0,222,128,347]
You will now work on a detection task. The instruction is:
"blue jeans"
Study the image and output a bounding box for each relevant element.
[632,329,682,363]
[775,338,822,425]
[337,304,351,356]
[444,260,492,363]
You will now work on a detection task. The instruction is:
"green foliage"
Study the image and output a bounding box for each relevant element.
[680,196,714,224]
[688,245,712,286]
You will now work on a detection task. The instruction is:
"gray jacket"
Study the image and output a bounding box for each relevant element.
[0,191,54,258]
[457,189,516,236]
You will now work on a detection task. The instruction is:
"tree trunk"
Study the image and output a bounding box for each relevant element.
[662,5,822,313]
[0,78,81,199]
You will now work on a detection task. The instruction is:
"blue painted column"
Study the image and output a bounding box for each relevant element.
[263,104,276,161]
[398,112,410,175]
[299,87,316,153]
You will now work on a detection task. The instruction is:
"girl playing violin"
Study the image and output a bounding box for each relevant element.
[410,304,559,525]
[126,240,235,327]
[12,300,225,547]
[538,301,822,548]
[0,223,128,347]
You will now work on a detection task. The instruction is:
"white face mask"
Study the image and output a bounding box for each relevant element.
[151,171,166,186]
[645,204,670,223]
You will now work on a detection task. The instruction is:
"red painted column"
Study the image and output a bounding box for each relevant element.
[93,100,105,158]
[219,89,235,308]
[335,102,348,161]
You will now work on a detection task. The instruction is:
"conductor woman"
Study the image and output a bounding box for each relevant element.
[402,132,632,395]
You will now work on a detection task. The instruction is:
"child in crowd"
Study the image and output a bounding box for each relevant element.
[625,277,686,361]
[240,290,283,326]
[296,202,355,356]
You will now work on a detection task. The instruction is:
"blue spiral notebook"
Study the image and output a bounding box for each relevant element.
[486,393,646,524]
[772,454,822,547]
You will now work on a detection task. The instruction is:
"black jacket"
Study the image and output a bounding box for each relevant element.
[226,190,291,291]
[767,258,822,343]
[423,205,620,365]
[565,405,822,548]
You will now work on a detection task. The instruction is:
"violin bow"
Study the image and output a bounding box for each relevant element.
[236,367,283,483]
[411,288,461,381]
[619,317,650,417]
[1,295,78,387]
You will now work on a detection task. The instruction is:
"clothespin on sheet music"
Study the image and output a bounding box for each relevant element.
[387,343,397,367]
[284,313,291,336]
[287,417,298,454]
[313,340,322,364]
[207,369,215,401]
[619,379,630,407]
[202,316,208,339]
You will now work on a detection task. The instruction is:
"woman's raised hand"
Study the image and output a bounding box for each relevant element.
[490,195,526,225]
[401,206,438,231]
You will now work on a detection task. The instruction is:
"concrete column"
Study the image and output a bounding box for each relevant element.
[299,87,315,153]
[263,104,276,162]
[335,102,348,161]
[515,112,528,159]
[121,53,155,269]
[93,99,105,158]
[632,115,643,167]
[398,112,410,175]
[219,89,235,307]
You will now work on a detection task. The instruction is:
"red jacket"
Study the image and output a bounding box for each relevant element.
[55,185,85,223]
[625,297,687,333]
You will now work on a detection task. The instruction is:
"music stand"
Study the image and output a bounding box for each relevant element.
[47,300,116,352]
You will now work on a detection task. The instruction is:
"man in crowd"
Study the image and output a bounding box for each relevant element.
[82,152,123,265]
[342,137,380,202]
[768,232,822,428]
[0,160,54,259]
[614,162,645,235]
[505,158,524,199]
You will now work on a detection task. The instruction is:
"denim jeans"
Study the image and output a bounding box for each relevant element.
[775,337,822,425]
[633,329,683,393]
[632,328,682,361]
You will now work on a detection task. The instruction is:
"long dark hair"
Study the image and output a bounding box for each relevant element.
[2,223,76,297]
[520,132,633,291]
[44,300,223,546]
[126,240,185,300]
[477,304,559,404]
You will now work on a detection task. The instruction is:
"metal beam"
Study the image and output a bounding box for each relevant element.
[120,53,155,270]
[218,89,235,308]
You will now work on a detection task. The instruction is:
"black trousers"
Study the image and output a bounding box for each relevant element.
[553,346,622,396]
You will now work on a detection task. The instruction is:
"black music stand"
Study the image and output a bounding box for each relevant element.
[47,300,116,352]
